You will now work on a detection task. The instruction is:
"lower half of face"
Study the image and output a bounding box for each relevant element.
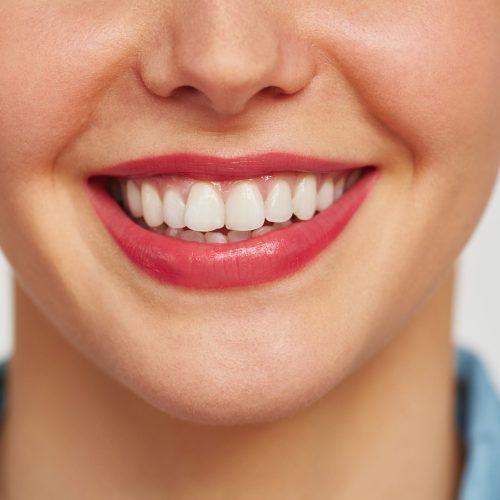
[0,0,499,425]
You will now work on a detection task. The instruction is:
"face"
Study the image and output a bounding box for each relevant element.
[0,1,499,425]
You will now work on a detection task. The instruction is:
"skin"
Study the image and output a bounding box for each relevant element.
[0,1,499,498]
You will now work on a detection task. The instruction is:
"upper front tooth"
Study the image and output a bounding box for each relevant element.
[141,183,164,227]
[126,180,143,218]
[265,179,293,223]
[316,178,334,211]
[185,182,225,232]
[293,174,317,220]
[225,181,265,231]
[163,189,186,229]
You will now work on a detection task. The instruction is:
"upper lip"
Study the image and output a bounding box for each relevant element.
[88,152,371,181]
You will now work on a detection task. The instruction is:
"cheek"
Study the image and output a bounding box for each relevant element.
[0,5,139,174]
[306,1,500,262]
[0,4,146,267]
[307,1,500,165]
[0,5,144,304]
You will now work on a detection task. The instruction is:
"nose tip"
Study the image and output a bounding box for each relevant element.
[139,3,316,117]
[174,43,283,116]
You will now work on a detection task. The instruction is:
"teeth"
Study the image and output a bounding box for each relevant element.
[273,220,292,229]
[126,180,143,218]
[141,183,164,227]
[205,232,228,244]
[163,189,186,229]
[334,176,345,202]
[316,178,334,212]
[180,230,205,242]
[225,181,265,231]
[345,170,361,191]
[227,230,252,242]
[185,182,225,232]
[252,225,275,238]
[166,227,182,238]
[265,179,293,223]
[151,225,166,235]
[120,169,365,241]
[292,174,317,220]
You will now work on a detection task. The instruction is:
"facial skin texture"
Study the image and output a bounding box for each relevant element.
[0,0,500,426]
[0,0,499,428]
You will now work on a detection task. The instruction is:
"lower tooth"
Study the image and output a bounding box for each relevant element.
[273,220,292,229]
[205,232,228,244]
[180,230,205,242]
[152,225,167,235]
[166,227,182,238]
[227,230,252,242]
[252,226,275,237]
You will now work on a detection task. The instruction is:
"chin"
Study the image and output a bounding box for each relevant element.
[133,371,336,427]
[97,321,351,427]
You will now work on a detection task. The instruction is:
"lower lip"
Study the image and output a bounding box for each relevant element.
[87,169,378,289]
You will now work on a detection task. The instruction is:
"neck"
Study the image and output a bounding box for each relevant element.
[0,270,463,500]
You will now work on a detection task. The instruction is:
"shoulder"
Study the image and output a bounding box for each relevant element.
[455,347,500,499]
[456,347,500,436]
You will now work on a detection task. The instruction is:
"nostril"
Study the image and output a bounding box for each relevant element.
[169,85,199,98]
[173,84,283,98]
[260,85,302,101]
[261,85,285,96]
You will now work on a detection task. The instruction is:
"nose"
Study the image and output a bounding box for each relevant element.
[138,1,316,116]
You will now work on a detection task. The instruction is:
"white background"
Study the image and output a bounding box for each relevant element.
[1,177,499,390]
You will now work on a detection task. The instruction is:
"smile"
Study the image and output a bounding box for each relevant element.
[87,153,378,289]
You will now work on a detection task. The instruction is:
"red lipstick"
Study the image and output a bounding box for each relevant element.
[87,153,378,289]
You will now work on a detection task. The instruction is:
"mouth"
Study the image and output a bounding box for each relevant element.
[87,153,378,289]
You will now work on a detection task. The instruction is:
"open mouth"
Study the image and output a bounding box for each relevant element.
[110,169,363,242]
[87,153,378,289]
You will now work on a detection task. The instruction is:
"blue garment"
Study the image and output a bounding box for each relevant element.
[0,348,498,498]
[456,349,500,499]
